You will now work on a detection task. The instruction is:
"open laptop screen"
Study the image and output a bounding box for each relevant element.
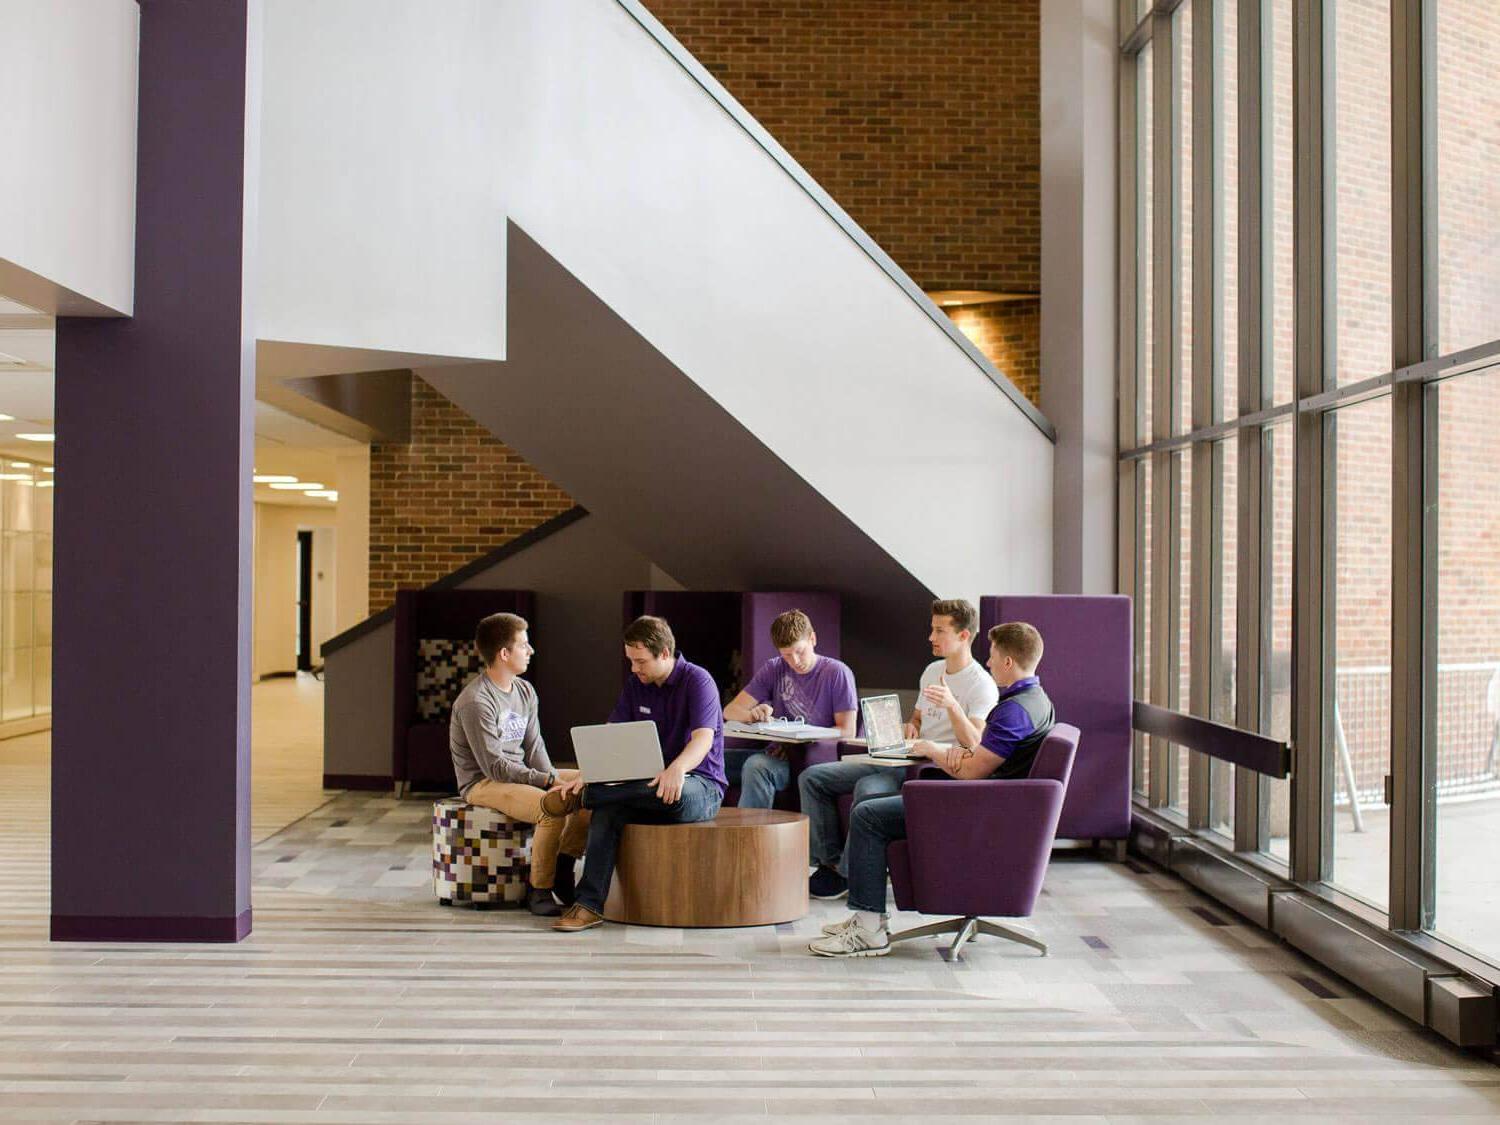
[859,695,905,752]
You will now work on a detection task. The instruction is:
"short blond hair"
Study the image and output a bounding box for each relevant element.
[770,609,814,649]
[988,621,1044,673]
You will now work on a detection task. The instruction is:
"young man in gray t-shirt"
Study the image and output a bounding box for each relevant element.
[449,613,588,916]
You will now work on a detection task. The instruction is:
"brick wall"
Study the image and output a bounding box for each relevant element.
[645,0,1042,403]
[367,375,575,614]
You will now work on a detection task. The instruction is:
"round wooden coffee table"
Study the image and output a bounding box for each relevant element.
[602,808,808,927]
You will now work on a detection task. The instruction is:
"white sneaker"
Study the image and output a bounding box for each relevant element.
[820,914,860,937]
[808,921,890,958]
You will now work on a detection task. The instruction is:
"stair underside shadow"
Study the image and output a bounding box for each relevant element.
[417,222,935,684]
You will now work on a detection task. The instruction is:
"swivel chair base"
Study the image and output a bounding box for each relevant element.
[888,915,1046,960]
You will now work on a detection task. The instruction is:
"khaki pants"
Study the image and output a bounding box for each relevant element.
[465,770,589,890]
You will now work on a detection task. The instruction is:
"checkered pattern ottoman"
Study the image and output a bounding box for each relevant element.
[432,799,533,908]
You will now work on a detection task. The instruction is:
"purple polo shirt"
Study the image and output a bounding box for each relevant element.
[609,653,727,793]
[978,676,1056,780]
[744,655,857,726]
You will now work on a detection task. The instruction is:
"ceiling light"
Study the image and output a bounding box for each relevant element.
[36,480,54,488]
[17,480,35,486]
[0,473,31,481]
[253,474,298,484]
[9,462,30,468]
[0,414,12,422]
[42,467,54,473]
[268,481,324,491]
[16,433,54,442]
[306,489,339,500]
[925,288,1040,309]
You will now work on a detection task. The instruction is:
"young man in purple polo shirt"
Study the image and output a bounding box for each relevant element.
[551,615,726,932]
[722,609,858,808]
[809,621,1055,958]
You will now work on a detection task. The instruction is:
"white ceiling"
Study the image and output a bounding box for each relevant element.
[0,298,363,507]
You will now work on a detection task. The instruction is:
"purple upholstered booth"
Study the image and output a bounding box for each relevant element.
[393,588,535,794]
[979,595,1131,843]
[729,592,844,810]
[886,724,1080,959]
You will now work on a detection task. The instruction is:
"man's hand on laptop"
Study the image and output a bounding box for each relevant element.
[903,721,919,741]
[912,740,969,774]
[652,760,688,803]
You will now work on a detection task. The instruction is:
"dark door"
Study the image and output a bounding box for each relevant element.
[296,529,314,671]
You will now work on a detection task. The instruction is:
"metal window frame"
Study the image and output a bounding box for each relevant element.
[1188,0,1219,830]
[1388,0,1438,933]
[1289,0,1333,888]
[1117,0,1500,983]
[1148,8,1180,809]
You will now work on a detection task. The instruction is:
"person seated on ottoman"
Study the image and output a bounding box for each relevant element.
[550,614,727,933]
[450,612,589,917]
[808,621,1055,958]
[722,609,857,808]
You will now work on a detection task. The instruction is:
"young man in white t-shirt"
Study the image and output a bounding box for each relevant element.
[796,599,997,899]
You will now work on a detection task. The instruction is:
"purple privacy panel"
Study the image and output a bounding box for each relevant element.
[980,596,1132,840]
[740,592,841,676]
[51,0,259,942]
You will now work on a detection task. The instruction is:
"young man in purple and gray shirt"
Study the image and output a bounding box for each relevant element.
[809,621,1056,958]
[549,615,726,933]
[722,609,858,808]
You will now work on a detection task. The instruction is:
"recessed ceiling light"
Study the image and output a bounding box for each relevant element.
[9,462,30,468]
[253,474,298,484]
[306,490,339,500]
[42,467,54,473]
[268,481,324,491]
[16,433,53,442]
[0,414,12,422]
[0,473,31,481]
[36,481,54,488]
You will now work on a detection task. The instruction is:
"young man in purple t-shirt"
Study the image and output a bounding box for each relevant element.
[550,615,726,933]
[722,609,858,808]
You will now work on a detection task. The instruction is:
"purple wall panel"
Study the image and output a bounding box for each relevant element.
[980,595,1132,840]
[51,0,259,941]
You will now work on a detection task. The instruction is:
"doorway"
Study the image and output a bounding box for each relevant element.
[296,529,314,672]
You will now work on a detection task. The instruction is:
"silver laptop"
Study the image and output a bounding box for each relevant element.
[571,720,666,783]
[860,694,921,760]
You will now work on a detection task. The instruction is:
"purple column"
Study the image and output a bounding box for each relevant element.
[51,0,259,941]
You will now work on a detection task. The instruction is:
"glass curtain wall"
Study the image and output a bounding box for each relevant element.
[1,463,54,722]
[1119,0,1500,971]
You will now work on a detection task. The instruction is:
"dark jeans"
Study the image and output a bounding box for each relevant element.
[574,774,723,914]
[845,794,908,915]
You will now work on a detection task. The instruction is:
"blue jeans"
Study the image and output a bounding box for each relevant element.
[574,774,723,914]
[797,759,902,872]
[845,794,907,914]
[737,751,790,809]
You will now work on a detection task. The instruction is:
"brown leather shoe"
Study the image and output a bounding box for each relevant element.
[540,788,582,818]
[552,903,603,933]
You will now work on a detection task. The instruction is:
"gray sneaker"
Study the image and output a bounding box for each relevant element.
[809,921,890,958]
[820,914,860,936]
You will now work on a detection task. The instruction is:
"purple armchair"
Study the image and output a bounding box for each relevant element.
[885,723,1080,960]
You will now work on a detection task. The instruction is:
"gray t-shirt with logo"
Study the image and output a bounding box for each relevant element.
[449,674,554,795]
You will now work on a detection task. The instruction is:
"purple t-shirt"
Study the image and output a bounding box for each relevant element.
[978,676,1056,780]
[609,654,727,793]
[744,655,858,727]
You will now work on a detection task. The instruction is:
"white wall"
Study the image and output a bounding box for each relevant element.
[332,448,369,633]
[253,502,336,679]
[0,0,137,315]
[310,526,337,663]
[258,0,1053,599]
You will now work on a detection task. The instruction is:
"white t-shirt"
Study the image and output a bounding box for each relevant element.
[914,658,1000,744]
